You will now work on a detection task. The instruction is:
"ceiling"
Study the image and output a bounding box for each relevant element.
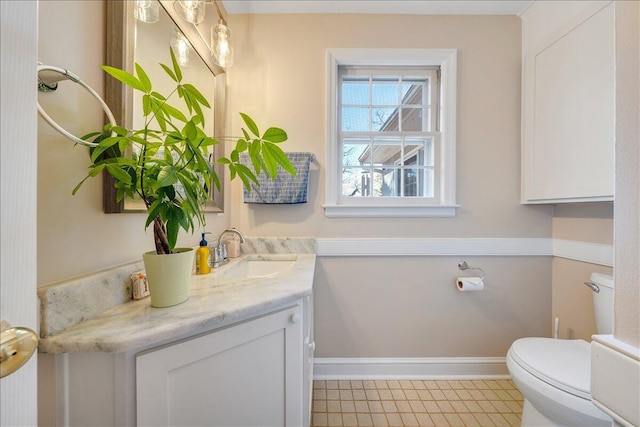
[222,1,534,16]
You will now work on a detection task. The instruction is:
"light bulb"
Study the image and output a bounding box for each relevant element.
[176,0,205,24]
[134,0,159,23]
[171,26,192,67]
[212,22,234,68]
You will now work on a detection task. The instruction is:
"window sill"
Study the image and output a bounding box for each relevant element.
[323,204,459,218]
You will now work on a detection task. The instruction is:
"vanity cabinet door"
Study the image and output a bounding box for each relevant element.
[136,305,304,427]
[521,2,614,203]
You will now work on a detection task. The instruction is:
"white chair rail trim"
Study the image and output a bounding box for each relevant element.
[314,238,613,266]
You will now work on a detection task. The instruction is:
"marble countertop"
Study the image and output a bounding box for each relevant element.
[39,252,315,354]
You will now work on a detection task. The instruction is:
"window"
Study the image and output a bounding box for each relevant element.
[324,49,458,218]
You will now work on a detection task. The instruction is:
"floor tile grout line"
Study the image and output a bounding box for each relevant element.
[312,379,523,427]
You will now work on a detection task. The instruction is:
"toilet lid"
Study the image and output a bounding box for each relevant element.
[509,337,592,400]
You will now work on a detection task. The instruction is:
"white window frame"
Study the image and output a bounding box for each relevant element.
[324,48,458,218]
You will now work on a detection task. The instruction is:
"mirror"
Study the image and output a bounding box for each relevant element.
[104,0,226,213]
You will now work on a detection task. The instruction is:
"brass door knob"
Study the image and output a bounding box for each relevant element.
[0,320,38,378]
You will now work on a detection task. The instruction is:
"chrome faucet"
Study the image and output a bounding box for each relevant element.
[212,228,245,268]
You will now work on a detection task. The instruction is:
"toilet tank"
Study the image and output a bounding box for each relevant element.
[590,272,614,334]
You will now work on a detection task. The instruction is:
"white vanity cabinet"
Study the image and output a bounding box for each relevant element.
[521,1,615,203]
[56,297,314,427]
[136,303,307,427]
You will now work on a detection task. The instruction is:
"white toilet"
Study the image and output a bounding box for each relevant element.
[507,272,614,427]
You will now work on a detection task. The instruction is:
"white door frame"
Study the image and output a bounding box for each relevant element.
[0,1,39,425]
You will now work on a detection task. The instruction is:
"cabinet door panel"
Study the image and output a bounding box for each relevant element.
[136,306,302,426]
[522,2,614,202]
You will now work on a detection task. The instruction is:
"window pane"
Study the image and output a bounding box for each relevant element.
[402,167,434,198]
[402,80,426,106]
[400,107,429,131]
[405,137,434,166]
[372,137,402,166]
[372,108,397,131]
[373,167,398,197]
[343,137,370,166]
[372,78,399,105]
[342,167,372,197]
[342,78,369,105]
[422,167,435,198]
[342,107,369,131]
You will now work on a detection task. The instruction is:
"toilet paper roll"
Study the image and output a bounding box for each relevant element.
[457,277,484,292]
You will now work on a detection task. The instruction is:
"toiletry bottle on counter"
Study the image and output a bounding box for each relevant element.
[226,235,241,258]
[196,232,211,274]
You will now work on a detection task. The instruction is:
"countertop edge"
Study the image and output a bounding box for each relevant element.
[39,253,316,354]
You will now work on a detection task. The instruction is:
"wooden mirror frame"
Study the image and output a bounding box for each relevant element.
[103,0,226,214]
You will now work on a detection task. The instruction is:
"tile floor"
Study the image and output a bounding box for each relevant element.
[311,379,524,427]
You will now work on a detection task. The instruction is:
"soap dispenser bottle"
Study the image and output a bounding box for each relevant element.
[196,232,211,275]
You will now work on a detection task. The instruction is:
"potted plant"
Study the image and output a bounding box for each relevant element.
[74,49,295,307]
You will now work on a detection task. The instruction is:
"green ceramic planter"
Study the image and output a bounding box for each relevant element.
[142,248,194,308]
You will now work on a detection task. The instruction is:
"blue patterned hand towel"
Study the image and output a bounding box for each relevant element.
[241,152,313,204]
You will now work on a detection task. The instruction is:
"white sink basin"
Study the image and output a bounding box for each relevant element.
[221,256,297,279]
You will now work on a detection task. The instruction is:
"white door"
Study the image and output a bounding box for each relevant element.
[0,1,39,425]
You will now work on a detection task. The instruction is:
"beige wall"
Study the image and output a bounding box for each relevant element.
[226,13,552,239]
[552,258,613,341]
[224,13,554,357]
[552,203,614,245]
[315,257,551,358]
[551,202,614,341]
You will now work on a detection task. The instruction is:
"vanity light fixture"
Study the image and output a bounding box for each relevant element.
[211,19,233,68]
[174,0,205,25]
[210,0,233,68]
[170,25,193,67]
[173,0,234,69]
[134,0,160,24]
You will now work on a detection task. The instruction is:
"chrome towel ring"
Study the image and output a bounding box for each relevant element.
[37,64,117,147]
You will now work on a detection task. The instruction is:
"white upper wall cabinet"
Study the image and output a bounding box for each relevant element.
[521,1,615,203]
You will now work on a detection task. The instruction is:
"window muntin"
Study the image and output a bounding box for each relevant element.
[339,66,439,201]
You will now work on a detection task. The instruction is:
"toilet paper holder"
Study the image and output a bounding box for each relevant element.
[458,261,485,280]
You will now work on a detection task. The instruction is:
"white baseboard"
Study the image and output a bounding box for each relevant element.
[313,357,510,380]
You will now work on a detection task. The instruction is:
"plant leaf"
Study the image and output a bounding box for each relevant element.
[90,136,120,163]
[160,63,177,82]
[165,209,181,250]
[101,65,146,92]
[145,199,163,228]
[211,170,221,191]
[263,142,296,176]
[169,47,182,82]
[72,165,105,195]
[184,121,198,141]
[157,166,178,187]
[240,113,260,137]
[261,144,277,179]
[135,63,152,93]
[182,83,210,108]
[235,139,248,153]
[161,102,188,122]
[262,127,288,143]
[230,149,239,163]
[105,164,133,184]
